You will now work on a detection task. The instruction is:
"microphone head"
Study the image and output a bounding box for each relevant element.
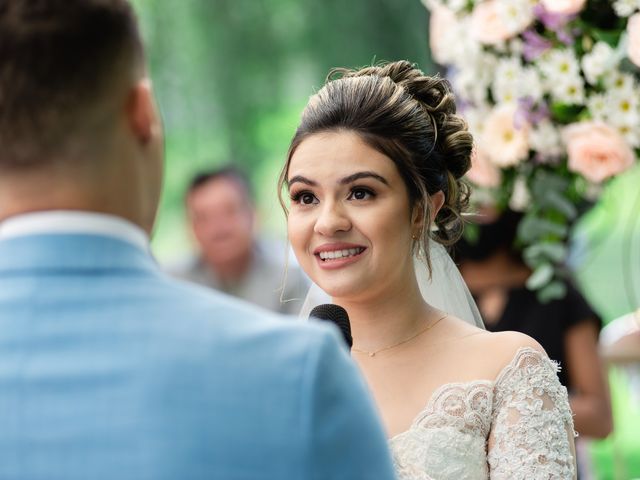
[309,304,352,348]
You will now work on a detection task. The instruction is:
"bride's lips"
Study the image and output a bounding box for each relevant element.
[312,243,367,270]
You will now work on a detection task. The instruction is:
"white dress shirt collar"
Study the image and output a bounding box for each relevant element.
[0,211,149,252]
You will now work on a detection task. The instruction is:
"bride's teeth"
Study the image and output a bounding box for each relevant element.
[319,248,363,260]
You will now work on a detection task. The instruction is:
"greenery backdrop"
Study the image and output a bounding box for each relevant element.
[129,0,432,260]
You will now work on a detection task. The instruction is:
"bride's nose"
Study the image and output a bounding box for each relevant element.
[313,201,351,236]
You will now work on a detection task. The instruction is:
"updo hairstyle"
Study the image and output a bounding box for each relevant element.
[279,60,473,270]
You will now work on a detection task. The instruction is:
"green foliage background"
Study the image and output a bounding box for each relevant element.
[129,0,433,260]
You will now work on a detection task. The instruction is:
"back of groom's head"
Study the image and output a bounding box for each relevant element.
[0,0,163,233]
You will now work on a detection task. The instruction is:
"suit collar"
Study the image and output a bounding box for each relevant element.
[0,211,149,252]
[0,233,158,274]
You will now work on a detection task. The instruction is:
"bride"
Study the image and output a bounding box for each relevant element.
[279,61,577,479]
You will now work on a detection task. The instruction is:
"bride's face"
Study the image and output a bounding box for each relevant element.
[286,130,419,302]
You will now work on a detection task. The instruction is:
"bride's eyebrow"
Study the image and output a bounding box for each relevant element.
[287,171,389,188]
[287,175,316,188]
[339,171,389,186]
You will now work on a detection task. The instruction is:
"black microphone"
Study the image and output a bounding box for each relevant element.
[309,304,353,349]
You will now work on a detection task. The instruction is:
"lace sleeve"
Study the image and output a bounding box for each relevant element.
[487,348,576,479]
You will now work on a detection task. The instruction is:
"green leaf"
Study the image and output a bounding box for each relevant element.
[549,103,585,123]
[523,242,568,264]
[537,280,568,303]
[542,191,578,219]
[526,263,554,290]
[518,216,569,243]
[591,28,623,48]
[532,171,569,194]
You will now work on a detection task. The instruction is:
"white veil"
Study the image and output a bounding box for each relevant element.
[299,242,485,328]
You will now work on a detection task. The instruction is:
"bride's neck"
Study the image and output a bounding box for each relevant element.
[335,276,435,352]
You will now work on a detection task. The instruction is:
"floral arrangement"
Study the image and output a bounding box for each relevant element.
[423,0,640,301]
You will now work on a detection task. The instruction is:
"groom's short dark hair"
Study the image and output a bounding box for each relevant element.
[0,0,144,169]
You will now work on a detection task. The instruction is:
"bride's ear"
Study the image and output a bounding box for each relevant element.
[410,201,426,238]
[430,191,445,221]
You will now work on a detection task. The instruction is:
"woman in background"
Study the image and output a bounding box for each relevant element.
[456,209,612,475]
[279,60,577,479]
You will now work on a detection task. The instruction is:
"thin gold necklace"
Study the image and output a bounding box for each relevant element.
[351,313,448,357]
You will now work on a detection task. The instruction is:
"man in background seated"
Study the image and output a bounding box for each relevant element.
[175,167,309,314]
[0,1,396,479]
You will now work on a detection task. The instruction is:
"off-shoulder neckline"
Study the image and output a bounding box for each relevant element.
[388,347,554,442]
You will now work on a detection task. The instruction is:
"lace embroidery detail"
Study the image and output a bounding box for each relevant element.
[389,347,576,480]
[488,348,576,479]
[413,381,493,437]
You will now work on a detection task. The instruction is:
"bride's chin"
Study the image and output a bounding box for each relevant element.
[315,281,362,302]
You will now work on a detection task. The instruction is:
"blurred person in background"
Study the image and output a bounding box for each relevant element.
[456,208,613,474]
[173,166,309,314]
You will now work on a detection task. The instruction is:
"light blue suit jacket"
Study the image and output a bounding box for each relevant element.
[0,233,396,480]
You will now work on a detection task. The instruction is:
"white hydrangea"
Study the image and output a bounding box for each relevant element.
[445,0,468,13]
[613,120,640,148]
[519,67,544,102]
[437,15,480,69]
[536,50,585,104]
[496,0,536,36]
[613,0,640,17]
[495,56,522,83]
[537,48,581,80]
[492,57,523,104]
[529,120,563,159]
[553,76,586,104]
[605,71,637,92]
[586,93,609,120]
[462,103,492,139]
[509,37,525,56]
[581,42,616,85]
[609,88,640,120]
[452,51,497,106]
[606,88,640,147]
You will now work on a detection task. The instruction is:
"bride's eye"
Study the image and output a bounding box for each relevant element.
[291,191,318,205]
[348,187,375,201]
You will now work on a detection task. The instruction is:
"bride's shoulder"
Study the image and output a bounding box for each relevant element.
[473,330,545,356]
[449,324,549,380]
[480,331,548,374]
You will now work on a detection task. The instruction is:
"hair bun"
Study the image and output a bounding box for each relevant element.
[332,61,472,181]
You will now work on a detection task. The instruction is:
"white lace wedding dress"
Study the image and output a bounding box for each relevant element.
[389,347,576,480]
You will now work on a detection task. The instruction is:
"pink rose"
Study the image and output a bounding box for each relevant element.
[563,121,635,183]
[628,13,640,68]
[470,1,512,45]
[467,146,502,188]
[481,104,530,168]
[541,0,586,15]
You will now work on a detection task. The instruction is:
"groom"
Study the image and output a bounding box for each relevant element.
[0,1,395,479]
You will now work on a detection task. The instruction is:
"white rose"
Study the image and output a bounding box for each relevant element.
[541,0,587,15]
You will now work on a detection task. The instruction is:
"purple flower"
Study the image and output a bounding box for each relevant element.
[522,29,553,61]
[556,29,576,46]
[534,4,577,31]
[515,97,550,129]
